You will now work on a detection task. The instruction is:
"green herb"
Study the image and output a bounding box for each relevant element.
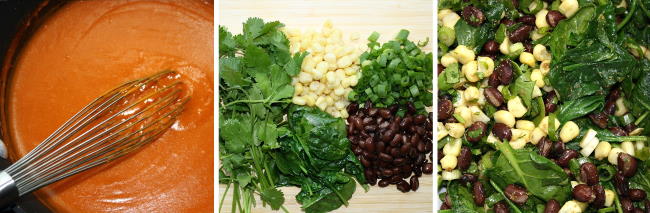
[219,18,364,213]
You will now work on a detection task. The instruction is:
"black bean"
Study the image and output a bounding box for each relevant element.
[492,123,512,141]
[489,71,501,87]
[589,112,609,129]
[556,149,579,167]
[604,99,617,115]
[494,201,510,213]
[573,184,595,203]
[410,176,419,191]
[544,91,558,113]
[629,189,647,201]
[347,103,359,115]
[483,40,499,54]
[413,115,427,125]
[423,163,433,174]
[625,123,637,133]
[635,208,645,213]
[504,184,529,205]
[524,42,533,53]
[462,6,485,26]
[396,180,410,193]
[379,108,392,118]
[580,162,599,186]
[551,141,566,158]
[618,153,638,177]
[538,137,553,157]
[360,156,370,167]
[382,169,394,177]
[644,200,650,213]
[593,185,606,208]
[473,181,485,205]
[500,18,516,26]
[378,179,390,187]
[379,153,393,162]
[544,199,560,213]
[610,127,628,136]
[509,25,534,43]
[609,87,622,101]
[390,134,402,147]
[457,147,472,170]
[400,143,411,155]
[400,116,412,128]
[466,121,487,143]
[615,170,630,196]
[462,173,478,184]
[546,10,566,27]
[516,15,536,25]
[485,87,505,107]
[622,198,634,213]
[496,60,514,85]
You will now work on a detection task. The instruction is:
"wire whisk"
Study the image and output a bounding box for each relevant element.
[0,70,189,208]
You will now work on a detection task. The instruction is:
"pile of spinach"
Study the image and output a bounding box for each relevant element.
[219,18,365,213]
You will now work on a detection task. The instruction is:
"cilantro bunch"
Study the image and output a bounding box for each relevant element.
[219,18,365,213]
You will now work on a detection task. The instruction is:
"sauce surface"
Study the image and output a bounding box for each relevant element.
[7,0,213,212]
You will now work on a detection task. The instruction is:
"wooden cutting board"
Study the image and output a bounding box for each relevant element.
[219,0,433,212]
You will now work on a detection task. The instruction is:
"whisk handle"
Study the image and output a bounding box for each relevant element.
[0,171,18,209]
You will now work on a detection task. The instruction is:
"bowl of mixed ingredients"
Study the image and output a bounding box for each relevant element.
[437,0,650,212]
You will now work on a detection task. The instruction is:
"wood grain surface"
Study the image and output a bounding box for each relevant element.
[218,0,434,212]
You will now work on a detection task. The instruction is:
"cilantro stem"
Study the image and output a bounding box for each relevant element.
[219,182,231,212]
[616,0,638,32]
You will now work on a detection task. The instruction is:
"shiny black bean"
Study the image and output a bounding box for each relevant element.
[573,184,595,202]
[580,162,599,186]
[504,184,529,205]
[496,60,514,85]
[483,40,499,54]
[378,179,390,187]
[644,200,650,213]
[462,6,485,26]
[410,176,419,191]
[604,99,617,115]
[379,108,391,118]
[509,25,534,43]
[485,87,505,107]
[629,189,647,201]
[462,173,478,184]
[546,10,566,27]
[557,149,578,167]
[379,153,393,162]
[544,199,560,213]
[551,141,566,158]
[589,112,609,129]
[618,153,638,177]
[473,181,485,205]
[494,201,510,213]
[465,121,487,143]
[489,72,501,87]
[396,180,410,193]
[492,123,512,141]
[544,91,558,113]
[400,116,412,128]
[347,103,359,115]
[593,185,606,208]
[516,15,536,25]
[423,163,433,174]
[621,198,634,213]
[390,134,402,147]
[610,127,628,136]
[457,147,472,170]
[538,137,553,157]
[615,170,629,196]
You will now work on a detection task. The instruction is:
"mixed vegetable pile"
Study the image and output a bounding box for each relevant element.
[219,18,433,213]
[438,0,650,212]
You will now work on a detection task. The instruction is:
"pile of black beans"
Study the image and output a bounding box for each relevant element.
[346,101,433,193]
